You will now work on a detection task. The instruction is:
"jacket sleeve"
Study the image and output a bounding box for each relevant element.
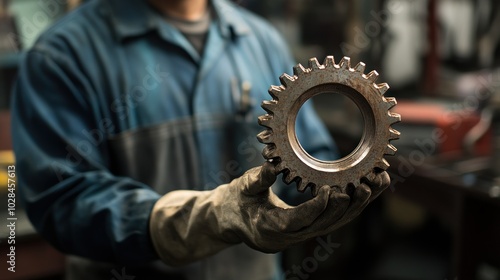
[11,49,161,265]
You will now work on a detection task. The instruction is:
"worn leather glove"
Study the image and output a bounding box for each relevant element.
[149,162,389,266]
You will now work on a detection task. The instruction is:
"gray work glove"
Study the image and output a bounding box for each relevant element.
[149,162,390,266]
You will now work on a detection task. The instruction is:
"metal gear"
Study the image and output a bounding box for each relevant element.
[257,56,400,196]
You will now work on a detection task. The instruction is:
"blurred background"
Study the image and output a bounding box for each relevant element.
[1,0,500,279]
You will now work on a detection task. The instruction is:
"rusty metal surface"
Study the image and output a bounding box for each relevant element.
[257,56,401,196]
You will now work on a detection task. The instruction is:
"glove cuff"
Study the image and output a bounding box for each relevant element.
[149,189,240,266]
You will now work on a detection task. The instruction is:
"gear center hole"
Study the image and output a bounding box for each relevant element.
[295,92,365,161]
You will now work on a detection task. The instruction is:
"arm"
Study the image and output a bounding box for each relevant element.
[12,50,160,264]
[150,162,390,266]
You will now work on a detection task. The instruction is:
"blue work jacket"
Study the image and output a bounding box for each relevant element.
[11,0,336,279]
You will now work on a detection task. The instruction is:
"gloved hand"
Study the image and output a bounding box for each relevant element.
[149,162,390,266]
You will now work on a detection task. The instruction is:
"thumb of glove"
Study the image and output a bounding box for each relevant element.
[242,162,277,196]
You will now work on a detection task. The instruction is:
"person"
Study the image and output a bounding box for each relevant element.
[11,0,390,279]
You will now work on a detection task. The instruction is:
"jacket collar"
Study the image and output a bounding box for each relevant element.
[106,0,251,41]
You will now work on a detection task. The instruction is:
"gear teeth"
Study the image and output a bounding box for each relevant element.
[280,73,295,87]
[256,130,273,144]
[261,100,277,113]
[353,178,362,186]
[308,57,322,70]
[385,144,397,155]
[262,144,278,159]
[338,57,351,70]
[354,62,366,73]
[375,83,390,95]
[389,112,401,124]
[310,185,320,197]
[268,85,284,99]
[389,128,401,140]
[258,114,273,128]
[296,180,308,193]
[293,64,307,76]
[258,55,399,195]
[364,171,377,182]
[284,170,298,184]
[276,162,286,172]
[375,159,390,170]
[365,70,379,83]
[345,181,359,190]
[384,97,397,109]
[323,56,336,68]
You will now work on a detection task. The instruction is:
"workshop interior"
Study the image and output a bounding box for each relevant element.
[1,0,500,279]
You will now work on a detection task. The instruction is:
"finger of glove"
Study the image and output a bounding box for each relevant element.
[264,186,330,233]
[301,190,350,237]
[325,184,371,231]
[242,162,277,196]
[368,171,390,203]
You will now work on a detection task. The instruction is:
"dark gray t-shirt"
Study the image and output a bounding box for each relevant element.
[164,9,211,54]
